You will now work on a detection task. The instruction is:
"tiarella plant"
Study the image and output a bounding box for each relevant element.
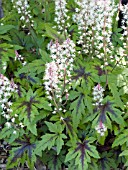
[0,0,128,170]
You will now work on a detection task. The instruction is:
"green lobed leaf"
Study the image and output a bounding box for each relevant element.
[108,83,124,110]
[112,131,128,147]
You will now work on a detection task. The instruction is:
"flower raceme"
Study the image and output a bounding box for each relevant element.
[92,84,107,136]
[0,74,17,119]
[0,74,20,132]
[54,0,69,34]
[73,0,116,64]
[11,0,34,28]
[92,83,105,107]
[44,38,75,113]
[44,61,59,91]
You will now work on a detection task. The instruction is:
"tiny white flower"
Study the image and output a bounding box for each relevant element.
[5,122,11,128]
[52,111,56,114]
[60,116,64,120]
[13,130,17,134]
[11,118,15,123]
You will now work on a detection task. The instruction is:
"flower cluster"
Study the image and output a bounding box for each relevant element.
[0,74,24,133]
[73,0,117,64]
[73,0,98,54]
[95,121,107,136]
[120,4,128,37]
[44,38,75,113]
[112,47,127,68]
[92,84,105,106]
[119,4,128,56]
[94,0,116,62]
[54,0,70,34]
[11,0,34,28]
[44,61,58,93]
[15,50,27,66]
[0,74,17,119]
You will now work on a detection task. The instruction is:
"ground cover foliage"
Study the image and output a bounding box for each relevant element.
[0,0,128,169]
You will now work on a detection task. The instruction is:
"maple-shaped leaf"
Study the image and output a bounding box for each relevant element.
[7,137,36,169]
[65,139,100,170]
[15,89,52,122]
[12,140,35,162]
[18,96,39,121]
[98,101,125,126]
[35,122,67,156]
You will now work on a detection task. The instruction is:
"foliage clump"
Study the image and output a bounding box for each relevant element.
[0,0,128,169]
